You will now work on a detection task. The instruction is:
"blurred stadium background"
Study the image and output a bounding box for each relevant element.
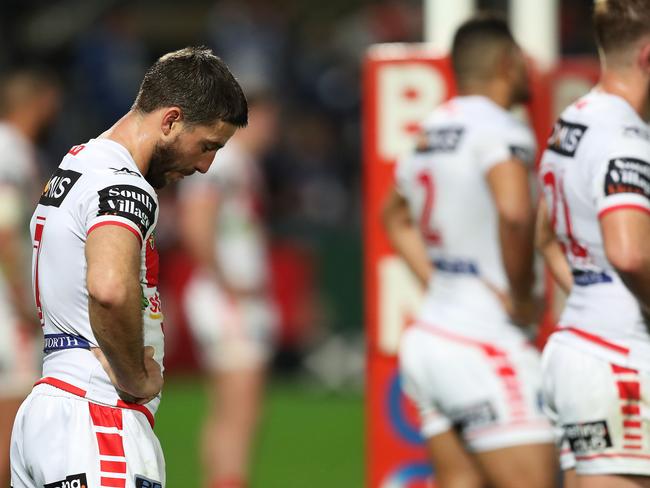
[0,0,600,486]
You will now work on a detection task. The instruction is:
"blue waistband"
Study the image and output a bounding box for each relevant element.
[433,258,479,275]
[43,334,91,354]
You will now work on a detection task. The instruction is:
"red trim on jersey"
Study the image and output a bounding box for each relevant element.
[556,327,629,355]
[624,420,642,428]
[598,204,650,220]
[624,434,643,440]
[67,144,86,156]
[145,235,159,287]
[35,377,155,427]
[35,376,87,397]
[622,404,641,416]
[617,381,640,400]
[100,476,126,488]
[88,221,142,246]
[612,364,638,374]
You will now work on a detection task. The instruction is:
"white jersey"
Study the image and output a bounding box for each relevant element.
[540,90,650,371]
[30,138,163,422]
[180,139,269,290]
[395,95,536,341]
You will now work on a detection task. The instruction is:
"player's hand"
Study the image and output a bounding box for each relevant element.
[92,346,163,405]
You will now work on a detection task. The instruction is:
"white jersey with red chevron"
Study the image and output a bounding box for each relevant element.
[395,95,536,341]
[540,90,650,371]
[30,138,163,421]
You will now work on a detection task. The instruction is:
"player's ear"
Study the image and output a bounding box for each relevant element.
[160,107,183,137]
[637,40,650,76]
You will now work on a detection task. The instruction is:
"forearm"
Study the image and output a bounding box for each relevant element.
[88,277,147,395]
[500,217,535,300]
[540,240,573,294]
[0,229,36,321]
[618,269,650,315]
[387,224,432,287]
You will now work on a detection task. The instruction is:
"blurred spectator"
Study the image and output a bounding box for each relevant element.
[178,93,280,488]
[0,68,60,486]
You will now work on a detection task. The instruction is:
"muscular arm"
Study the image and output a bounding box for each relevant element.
[535,198,573,294]
[601,209,650,315]
[86,225,162,401]
[382,188,432,288]
[486,159,537,322]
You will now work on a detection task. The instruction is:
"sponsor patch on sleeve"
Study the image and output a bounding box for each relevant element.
[547,119,588,157]
[97,184,157,236]
[135,475,163,488]
[44,473,88,488]
[509,145,535,164]
[604,157,650,200]
[39,168,82,207]
[449,400,497,433]
[416,126,465,153]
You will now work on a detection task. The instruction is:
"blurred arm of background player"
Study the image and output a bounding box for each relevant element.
[486,159,540,325]
[601,209,650,319]
[0,202,39,330]
[86,225,163,404]
[535,198,573,293]
[382,188,433,288]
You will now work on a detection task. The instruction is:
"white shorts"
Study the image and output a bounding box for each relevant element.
[542,339,650,476]
[184,272,277,371]
[0,297,39,398]
[11,383,165,488]
[399,322,554,452]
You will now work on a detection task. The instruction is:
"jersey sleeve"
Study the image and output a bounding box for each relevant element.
[592,135,650,218]
[82,176,158,245]
[473,122,536,174]
[394,153,413,197]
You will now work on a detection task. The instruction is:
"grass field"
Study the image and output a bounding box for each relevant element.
[156,375,364,487]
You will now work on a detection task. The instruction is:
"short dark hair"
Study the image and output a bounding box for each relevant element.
[133,46,248,127]
[451,13,516,86]
[593,0,650,54]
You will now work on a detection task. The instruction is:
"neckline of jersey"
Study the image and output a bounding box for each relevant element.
[88,137,144,178]
[588,88,646,126]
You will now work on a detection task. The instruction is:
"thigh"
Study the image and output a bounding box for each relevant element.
[544,341,650,478]
[426,430,484,488]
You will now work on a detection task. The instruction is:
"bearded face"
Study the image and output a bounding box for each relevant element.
[145,137,184,189]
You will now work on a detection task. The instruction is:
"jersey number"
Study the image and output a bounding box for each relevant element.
[33,216,46,326]
[541,170,588,259]
[417,170,442,245]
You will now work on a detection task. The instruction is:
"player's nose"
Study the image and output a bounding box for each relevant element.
[194,157,213,174]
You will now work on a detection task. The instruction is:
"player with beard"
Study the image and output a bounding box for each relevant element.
[9,47,247,488]
[538,1,650,486]
[383,15,556,488]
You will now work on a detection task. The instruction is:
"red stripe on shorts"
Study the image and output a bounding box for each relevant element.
[100,476,126,487]
[96,433,125,457]
[100,460,127,473]
[89,402,124,431]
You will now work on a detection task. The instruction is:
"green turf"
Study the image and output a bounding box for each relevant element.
[155,376,364,487]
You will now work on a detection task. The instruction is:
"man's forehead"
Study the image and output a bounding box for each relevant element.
[196,120,237,140]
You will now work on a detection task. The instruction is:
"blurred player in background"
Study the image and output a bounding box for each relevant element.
[382,15,556,488]
[10,47,247,488]
[538,1,650,486]
[179,93,279,488]
[0,68,60,485]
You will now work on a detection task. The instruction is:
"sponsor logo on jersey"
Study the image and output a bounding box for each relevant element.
[110,166,141,177]
[417,127,464,153]
[563,420,612,454]
[43,333,91,353]
[43,473,88,488]
[572,269,613,286]
[509,145,535,164]
[547,119,588,157]
[623,126,650,142]
[449,401,497,432]
[605,157,650,199]
[39,169,82,207]
[97,184,157,236]
[135,475,162,488]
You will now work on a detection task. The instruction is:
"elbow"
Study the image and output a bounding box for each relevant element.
[87,272,129,308]
[501,208,534,231]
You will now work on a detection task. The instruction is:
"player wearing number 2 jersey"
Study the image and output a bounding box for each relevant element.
[383,15,555,488]
[537,2,650,486]
[10,47,247,488]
